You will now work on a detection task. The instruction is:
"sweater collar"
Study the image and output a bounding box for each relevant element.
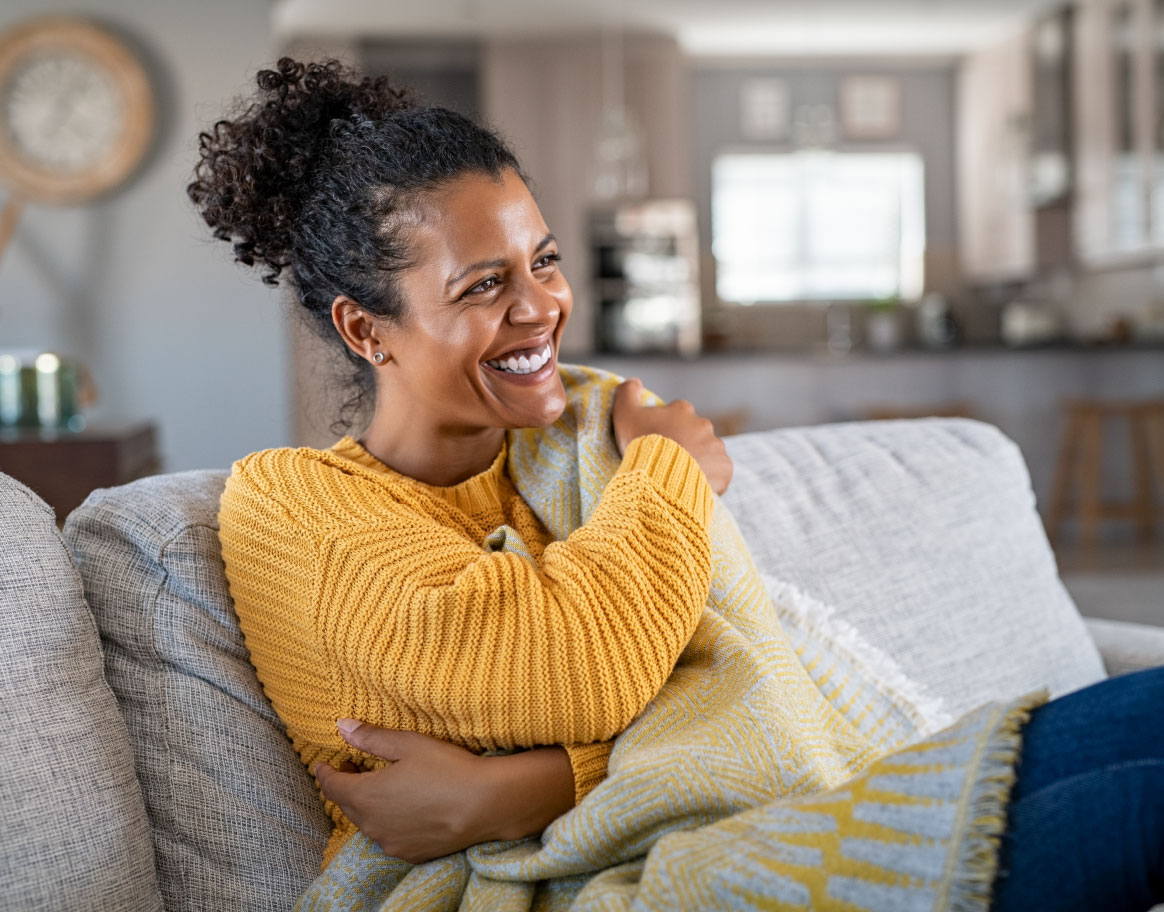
[329,435,509,515]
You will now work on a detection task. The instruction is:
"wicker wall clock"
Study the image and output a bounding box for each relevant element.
[0,16,155,259]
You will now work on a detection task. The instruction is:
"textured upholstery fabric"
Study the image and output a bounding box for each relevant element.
[63,471,330,912]
[0,472,163,912]
[37,419,1111,908]
[1085,618,1164,677]
[723,418,1106,720]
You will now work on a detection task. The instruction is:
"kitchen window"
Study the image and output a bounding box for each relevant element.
[711,150,926,304]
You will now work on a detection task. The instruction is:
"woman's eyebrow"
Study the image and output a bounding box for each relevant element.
[444,233,557,290]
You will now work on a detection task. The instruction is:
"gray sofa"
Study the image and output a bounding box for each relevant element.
[2,418,1162,911]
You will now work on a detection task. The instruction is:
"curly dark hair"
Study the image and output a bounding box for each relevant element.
[187,57,525,428]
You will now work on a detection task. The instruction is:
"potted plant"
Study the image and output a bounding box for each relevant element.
[864,295,904,351]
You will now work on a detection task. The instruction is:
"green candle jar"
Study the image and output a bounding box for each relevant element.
[0,352,84,430]
[0,355,38,428]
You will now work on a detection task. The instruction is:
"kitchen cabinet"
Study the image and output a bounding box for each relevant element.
[959,0,1164,274]
[590,199,701,356]
[1030,9,1075,207]
[1073,0,1164,263]
[481,34,692,355]
[957,29,1035,282]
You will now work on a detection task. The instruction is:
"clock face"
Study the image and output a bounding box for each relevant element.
[5,53,127,173]
[0,18,154,204]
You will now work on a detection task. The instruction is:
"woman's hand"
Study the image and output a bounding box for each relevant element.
[612,377,733,495]
[313,721,575,864]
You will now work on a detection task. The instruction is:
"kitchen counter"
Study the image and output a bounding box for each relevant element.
[577,346,1164,513]
[578,341,1164,360]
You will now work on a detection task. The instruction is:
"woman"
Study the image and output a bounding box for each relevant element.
[197,54,732,865]
[192,59,1163,911]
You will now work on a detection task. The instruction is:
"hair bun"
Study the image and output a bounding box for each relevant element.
[187,57,414,286]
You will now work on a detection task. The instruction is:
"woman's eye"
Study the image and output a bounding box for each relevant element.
[466,277,498,296]
[535,253,562,269]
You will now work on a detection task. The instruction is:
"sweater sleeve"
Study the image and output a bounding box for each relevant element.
[316,433,714,754]
[563,741,614,804]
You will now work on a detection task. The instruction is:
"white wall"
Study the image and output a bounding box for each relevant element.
[0,0,290,472]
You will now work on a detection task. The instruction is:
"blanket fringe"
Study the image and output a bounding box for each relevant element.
[763,575,954,736]
[944,695,1042,912]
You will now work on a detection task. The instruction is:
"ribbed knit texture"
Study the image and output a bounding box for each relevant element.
[219,421,713,867]
[298,366,1042,912]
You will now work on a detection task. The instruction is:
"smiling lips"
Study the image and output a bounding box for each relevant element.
[484,342,553,375]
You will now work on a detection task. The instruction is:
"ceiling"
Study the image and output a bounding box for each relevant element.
[272,0,1065,58]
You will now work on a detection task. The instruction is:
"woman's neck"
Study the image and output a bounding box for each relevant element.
[359,410,506,487]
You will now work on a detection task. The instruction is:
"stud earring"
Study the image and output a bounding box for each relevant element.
[372,351,386,364]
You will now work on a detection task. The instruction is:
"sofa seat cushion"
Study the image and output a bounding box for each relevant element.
[722,418,1106,721]
[64,471,330,912]
[56,418,1107,908]
[0,471,163,912]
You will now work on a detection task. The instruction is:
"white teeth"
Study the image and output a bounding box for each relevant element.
[485,343,554,375]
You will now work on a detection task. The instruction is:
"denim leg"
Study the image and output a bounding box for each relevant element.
[990,666,1164,912]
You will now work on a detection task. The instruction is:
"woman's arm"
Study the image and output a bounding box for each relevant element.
[314,432,715,749]
[220,383,725,845]
[612,378,732,495]
[313,721,576,864]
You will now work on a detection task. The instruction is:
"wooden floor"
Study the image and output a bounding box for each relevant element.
[1056,539,1164,573]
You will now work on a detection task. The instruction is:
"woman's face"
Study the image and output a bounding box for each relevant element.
[380,168,573,433]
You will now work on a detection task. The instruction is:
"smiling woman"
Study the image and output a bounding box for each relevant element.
[189,56,731,877]
[189,57,1164,912]
[339,170,574,485]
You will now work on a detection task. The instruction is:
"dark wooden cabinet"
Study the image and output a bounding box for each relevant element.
[1030,7,1074,208]
[0,423,159,521]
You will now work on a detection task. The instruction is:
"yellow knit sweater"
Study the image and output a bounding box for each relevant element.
[218,432,713,866]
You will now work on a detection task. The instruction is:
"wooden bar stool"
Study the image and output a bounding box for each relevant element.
[706,408,750,438]
[862,401,976,421]
[1046,398,1164,548]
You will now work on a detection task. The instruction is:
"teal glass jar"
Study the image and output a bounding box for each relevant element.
[0,355,38,428]
[0,352,83,429]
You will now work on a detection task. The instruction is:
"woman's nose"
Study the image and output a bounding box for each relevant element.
[507,276,562,326]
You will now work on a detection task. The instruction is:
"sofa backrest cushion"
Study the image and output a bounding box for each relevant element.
[722,418,1106,721]
[57,419,1106,907]
[0,472,163,912]
[63,471,329,912]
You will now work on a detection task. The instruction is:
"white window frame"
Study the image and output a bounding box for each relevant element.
[711,148,926,305]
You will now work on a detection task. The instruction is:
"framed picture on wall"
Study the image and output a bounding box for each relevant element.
[739,78,790,140]
[839,75,901,139]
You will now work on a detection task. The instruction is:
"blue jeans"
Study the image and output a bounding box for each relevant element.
[990,666,1164,911]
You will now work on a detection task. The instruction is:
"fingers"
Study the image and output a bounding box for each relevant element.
[711,454,734,495]
[312,761,356,808]
[613,377,644,410]
[337,719,436,763]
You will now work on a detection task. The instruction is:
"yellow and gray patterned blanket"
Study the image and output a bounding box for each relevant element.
[299,365,1041,912]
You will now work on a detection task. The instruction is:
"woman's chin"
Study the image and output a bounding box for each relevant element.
[514,400,566,430]
[507,388,567,430]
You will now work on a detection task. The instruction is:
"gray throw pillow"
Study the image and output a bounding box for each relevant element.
[723,418,1106,721]
[63,470,329,912]
[0,471,163,911]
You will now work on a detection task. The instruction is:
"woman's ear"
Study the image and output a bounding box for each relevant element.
[331,295,389,365]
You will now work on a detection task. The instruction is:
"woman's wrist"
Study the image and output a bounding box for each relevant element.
[477,746,575,843]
